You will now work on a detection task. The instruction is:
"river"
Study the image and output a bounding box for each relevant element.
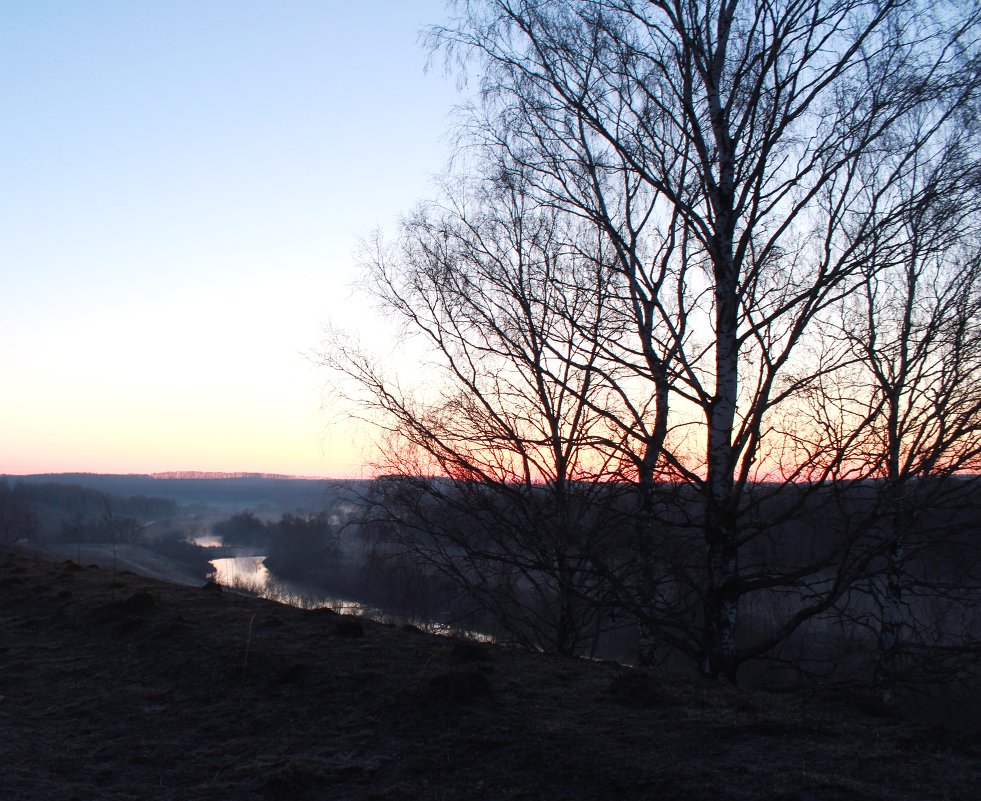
[209,554,393,617]
[207,552,492,640]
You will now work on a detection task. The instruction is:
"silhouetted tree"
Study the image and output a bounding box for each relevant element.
[329,0,981,684]
[329,176,631,654]
[791,141,981,701]
[429,0,981,681]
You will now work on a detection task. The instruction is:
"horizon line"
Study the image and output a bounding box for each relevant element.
[2,470,350,481]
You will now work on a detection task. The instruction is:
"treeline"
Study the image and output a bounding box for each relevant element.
[0,478,178,545]
[0,479,37,542]
[2,479,177,519]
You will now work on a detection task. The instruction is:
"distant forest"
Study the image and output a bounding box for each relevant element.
[7,479,177,518]
[6,472,337,509]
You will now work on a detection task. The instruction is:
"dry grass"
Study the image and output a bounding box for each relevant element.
[1,553,979,800]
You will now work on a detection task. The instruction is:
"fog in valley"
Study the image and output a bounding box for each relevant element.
[0,473,489,636]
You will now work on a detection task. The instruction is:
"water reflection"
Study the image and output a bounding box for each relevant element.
[209,556,268,593]
[209,555,379,615]
[207,555,491,641]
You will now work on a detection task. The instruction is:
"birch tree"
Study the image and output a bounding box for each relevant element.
[830,140,981,702]
[421,0,981,680]
[327,0,980,682]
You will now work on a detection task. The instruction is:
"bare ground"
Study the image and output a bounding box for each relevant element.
[23,541,205,586]
[1,553,978,800]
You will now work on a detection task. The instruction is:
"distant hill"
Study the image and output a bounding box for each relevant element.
[9,473,369,513]
[148,471,314,480]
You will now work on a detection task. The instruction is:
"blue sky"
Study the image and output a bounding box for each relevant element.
[0,0,464,476]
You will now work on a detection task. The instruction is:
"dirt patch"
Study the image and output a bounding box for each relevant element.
[1,553,978,800]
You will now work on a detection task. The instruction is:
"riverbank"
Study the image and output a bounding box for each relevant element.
[1,552,978,800]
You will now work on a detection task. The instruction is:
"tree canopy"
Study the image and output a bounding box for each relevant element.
[326,0,981,691]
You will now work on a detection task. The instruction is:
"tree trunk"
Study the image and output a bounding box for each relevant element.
[703,267,740,682]
[874,484,907,705]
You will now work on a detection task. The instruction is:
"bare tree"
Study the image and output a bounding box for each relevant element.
[417,0,981,680]
[326,0,980,686]
[813,140,981,702]
[326,174,632,654]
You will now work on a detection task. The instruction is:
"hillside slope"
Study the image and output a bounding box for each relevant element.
[1,553,978,800]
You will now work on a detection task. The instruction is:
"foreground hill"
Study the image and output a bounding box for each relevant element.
[1,553,978,800]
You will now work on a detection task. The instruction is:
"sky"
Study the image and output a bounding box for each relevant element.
[0,0,465,478]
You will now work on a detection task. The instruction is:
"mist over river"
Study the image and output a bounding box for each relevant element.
[208,554,377,616]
